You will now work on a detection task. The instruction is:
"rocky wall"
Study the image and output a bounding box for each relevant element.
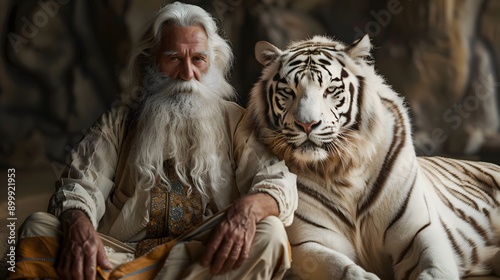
[1,0,499,171]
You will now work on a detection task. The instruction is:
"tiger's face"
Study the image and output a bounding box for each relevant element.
[248,35,373,165]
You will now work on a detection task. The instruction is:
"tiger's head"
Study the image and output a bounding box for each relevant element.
[247,35,389,173]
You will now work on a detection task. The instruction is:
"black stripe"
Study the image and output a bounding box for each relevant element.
[322,50,336,60]
[352,76,364,131]
[424,158,484,210]
[422,166,457,210]
[290,240,325,247]
[318,58,332,65]
[269,83,280,128]
[337,97,345,107]
[287,51,306,63]
[318,63,332,77]
[402,246,428,280]
[294,211,331,231]
[441,217,465,267]
[341,68,349,78]
[260,79,273,130]
[465,161,500,191]
[444,159,496,204]
[426,158,476,192]
[395,222,431,265]
[289,59,303,67]
[465,214,490,245]
[423,167,491,243]
[358,97,406,215]
[449,188,479,210]
[288,42,337,50]
[340,74,353,126]
[384,167,417,242]
[298,183,355,230]
[451,159,500,200]
[457,229,479,265]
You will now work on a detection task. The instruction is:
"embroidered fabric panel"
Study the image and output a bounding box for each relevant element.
[135,160,203,257]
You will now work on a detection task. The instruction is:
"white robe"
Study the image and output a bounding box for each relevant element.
[48,100,298,242]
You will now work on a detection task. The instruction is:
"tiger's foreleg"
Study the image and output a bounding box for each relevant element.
[390,223,460,280]
[285,242,380,280]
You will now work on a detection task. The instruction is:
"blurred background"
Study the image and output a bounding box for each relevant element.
[1,0,500,277]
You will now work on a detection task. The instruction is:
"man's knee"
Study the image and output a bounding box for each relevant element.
[19,212,62,238]
[254,216,289,256]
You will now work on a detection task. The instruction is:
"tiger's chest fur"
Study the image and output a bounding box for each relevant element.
[247,35,500,279]
[289,99,422,277]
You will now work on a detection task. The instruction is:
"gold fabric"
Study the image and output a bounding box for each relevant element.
[12,210,293,280]
[9,235,178,280]
[135,160,202,257]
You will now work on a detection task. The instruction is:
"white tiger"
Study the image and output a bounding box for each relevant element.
[244,34,500,279]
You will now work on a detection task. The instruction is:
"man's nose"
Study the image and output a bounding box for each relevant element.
[179,60,194,81]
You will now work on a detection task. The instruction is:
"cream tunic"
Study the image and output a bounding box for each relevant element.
[48,100,297,242]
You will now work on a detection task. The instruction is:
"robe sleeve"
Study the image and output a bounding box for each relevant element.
[48,105,130,228]
[232,107,298,227]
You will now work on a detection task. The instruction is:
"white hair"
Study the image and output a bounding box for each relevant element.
[129,67,232,198]
[122,1,234,105]
[122,2,237,198]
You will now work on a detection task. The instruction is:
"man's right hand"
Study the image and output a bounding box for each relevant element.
[57,209,112,280]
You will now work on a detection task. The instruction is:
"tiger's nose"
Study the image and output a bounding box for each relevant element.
[295,120,320,134]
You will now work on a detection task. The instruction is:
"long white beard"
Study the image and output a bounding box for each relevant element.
[129,67,234,199]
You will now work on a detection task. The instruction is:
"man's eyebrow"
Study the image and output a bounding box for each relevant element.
[162,51,209,57]
[163,51,177,56]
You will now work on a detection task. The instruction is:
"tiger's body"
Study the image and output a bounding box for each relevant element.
[245,35,500,279]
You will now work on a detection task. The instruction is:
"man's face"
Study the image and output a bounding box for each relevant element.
[158,25,209,81]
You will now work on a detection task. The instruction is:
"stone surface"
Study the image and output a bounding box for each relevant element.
[1,3,500,279]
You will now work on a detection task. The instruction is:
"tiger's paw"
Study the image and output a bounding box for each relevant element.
[342,264,380,280]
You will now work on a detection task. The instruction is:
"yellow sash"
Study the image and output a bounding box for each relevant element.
[8,211,225,280]
[8,234,175,280]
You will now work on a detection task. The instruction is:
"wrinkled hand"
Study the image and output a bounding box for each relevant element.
[200,193,279,275]
[57,209,112,280]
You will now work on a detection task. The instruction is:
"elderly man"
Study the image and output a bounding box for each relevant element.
[13,2,297,279]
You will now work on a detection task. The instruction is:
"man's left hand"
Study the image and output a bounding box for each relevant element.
[200,192,279,274]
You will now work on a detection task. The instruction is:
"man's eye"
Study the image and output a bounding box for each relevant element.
[169,57,180,61]
[193,56,206,62]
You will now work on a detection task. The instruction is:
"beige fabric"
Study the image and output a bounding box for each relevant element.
[18,212,291,280]
[47,100,297,242]
[157,215,290,280]
[19,212,135,269]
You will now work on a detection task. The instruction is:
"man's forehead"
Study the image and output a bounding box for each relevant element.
[161,25,208,43]
[160,25,208,54]
[162,50,209,56]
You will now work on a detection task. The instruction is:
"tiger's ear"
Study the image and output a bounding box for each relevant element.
[255,41,282,65]
[347,34,372,60]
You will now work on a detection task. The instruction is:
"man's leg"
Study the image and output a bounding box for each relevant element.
[18,212,135,268]
[157,216,291,280]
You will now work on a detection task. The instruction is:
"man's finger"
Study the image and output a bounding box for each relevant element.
[220,242,242,273]
[96,244,113,270]
[234,236,252,269]
[200,230,224,267]
[210,239,234,274]
[71,246,85,280]
[83,243,97,280]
